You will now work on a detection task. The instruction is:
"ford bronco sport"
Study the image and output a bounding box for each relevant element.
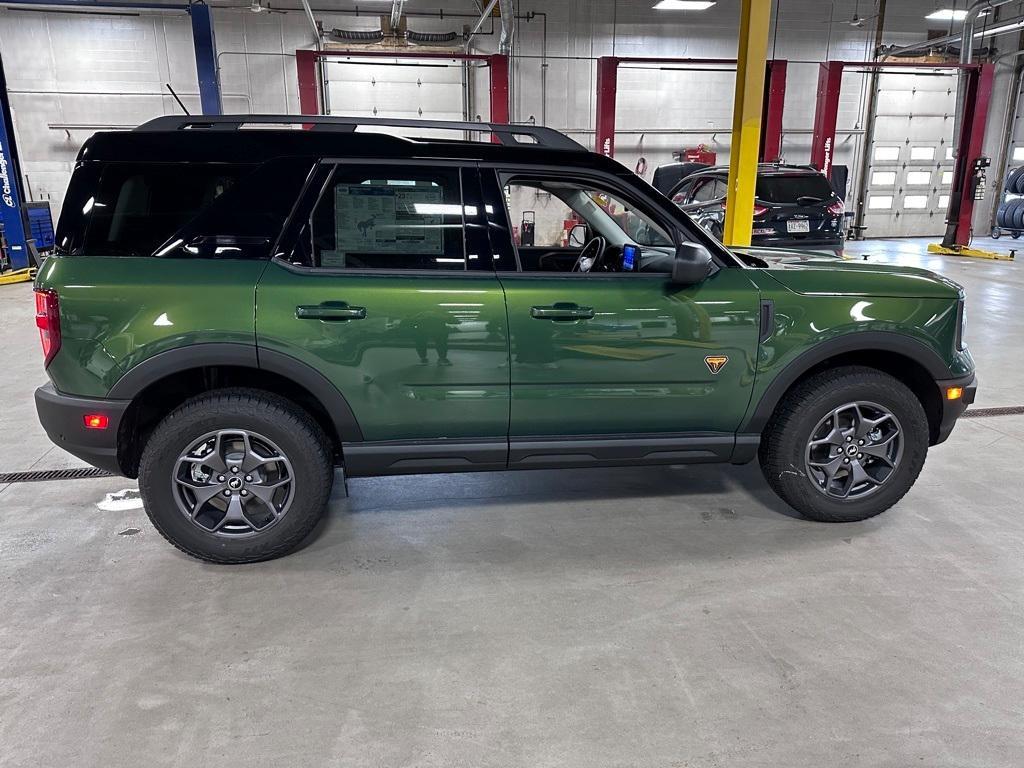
[34,116,976,563]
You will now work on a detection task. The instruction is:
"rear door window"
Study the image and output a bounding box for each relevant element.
[756,174,834,204]
[290,164,490,272]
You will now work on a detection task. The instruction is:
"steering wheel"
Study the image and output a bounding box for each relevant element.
[571,235,607,273]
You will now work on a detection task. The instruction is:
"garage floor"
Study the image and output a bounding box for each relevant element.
[2,239,1022,767]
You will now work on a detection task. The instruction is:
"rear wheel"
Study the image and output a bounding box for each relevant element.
[759,367,929,523]
[138,389,333,563]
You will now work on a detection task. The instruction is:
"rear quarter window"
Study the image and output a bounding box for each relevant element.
[80,163,249,257]
[61,159,315,259]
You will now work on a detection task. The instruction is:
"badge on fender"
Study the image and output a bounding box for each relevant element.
[705,355,729,374]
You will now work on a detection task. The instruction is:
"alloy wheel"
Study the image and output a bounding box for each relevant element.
[804,401,904,501]
[172,429,295,538]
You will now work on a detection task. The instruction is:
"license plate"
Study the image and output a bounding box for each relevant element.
[787,220,811,233]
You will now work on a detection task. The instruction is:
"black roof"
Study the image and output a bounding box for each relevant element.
[77,114,626,174]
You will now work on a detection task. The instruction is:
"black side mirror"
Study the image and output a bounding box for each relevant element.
[671,242,715,285]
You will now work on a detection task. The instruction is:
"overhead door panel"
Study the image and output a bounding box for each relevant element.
[864,71,957,238]
[325,59,464,123]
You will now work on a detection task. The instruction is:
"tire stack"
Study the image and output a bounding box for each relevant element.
[993,167,1024,239]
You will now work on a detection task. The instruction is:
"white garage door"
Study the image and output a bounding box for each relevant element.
[324,58,465,123]
[863,71,957,238]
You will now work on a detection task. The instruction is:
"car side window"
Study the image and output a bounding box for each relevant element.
[504,182,580,248]
[79,162,249,257]
[292,164,485,271]
[492,173,675,274]
[692,179,719,203]
[670,180,693,206]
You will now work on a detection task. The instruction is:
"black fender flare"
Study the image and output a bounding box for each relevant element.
[741,331,953,435]
[107,342,364,442]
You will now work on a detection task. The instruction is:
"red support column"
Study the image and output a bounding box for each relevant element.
[595,56,619,158]
[809,61,844,178]
[296,49,320,116]
[950,63,995,246]
[760,59,787,163]
[488,54,510,124]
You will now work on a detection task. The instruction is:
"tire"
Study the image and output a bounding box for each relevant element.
[992,227,1002,239]
[138,389,334,563]
[1016,167,1024,194]
[996,201,1012,228]
[1006,167,1024,194]
[758,366,929,523]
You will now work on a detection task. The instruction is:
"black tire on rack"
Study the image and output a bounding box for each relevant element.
[1007,200,1023,231]
[996,201,1013,228]
[1000,199,1017,230]
[1007,166,1024,193]
[1005,199,1022,231]
[1016,168,1024,194]
[1007,198,1024,228]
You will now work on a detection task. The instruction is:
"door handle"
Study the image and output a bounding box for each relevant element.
[530,304,595,321]
[295,304,367,321]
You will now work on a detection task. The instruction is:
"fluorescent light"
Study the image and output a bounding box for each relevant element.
[925,9,968,21]
[925,7,987,20]
[980,19,1024,37]
[653,0,716,9]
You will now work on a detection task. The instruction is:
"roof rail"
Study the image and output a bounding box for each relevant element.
[133,114,587,152]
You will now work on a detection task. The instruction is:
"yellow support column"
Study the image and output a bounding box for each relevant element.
[723,0,772,248]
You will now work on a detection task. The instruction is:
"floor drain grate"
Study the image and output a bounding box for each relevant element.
[963,405,1024,418]
[0,467,114,484]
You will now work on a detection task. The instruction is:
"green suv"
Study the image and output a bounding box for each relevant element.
[34,116,976,563]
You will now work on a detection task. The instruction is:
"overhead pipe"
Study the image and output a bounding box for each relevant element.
[498,0,514,55]
[467,0,500,49]
[297,0,320,48]
[952,2,1009,148]
[389,0,404,30]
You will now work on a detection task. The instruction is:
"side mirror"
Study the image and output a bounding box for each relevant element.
[671,242,715,285]
[567,223,588,248]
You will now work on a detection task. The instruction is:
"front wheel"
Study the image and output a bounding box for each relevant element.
[138,389,334,563]
[759,367,929,523]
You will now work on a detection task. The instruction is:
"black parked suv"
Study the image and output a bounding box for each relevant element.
[661,163,846,252]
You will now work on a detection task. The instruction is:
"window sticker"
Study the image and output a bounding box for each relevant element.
[334,183,445,255]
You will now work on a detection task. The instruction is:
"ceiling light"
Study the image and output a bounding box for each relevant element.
[925,9,969,21]
[653,1,716,10]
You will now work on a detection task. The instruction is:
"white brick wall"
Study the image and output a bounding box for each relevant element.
[0,0,1016,230]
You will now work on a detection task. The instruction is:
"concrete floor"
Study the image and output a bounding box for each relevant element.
[2,239,1023,767]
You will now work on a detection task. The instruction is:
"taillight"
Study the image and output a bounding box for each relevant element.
[34,289,61,367]
[722,200,769,218]
[827,200,845,216]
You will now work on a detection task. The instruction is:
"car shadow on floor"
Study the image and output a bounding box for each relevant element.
[277,462,873,571]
